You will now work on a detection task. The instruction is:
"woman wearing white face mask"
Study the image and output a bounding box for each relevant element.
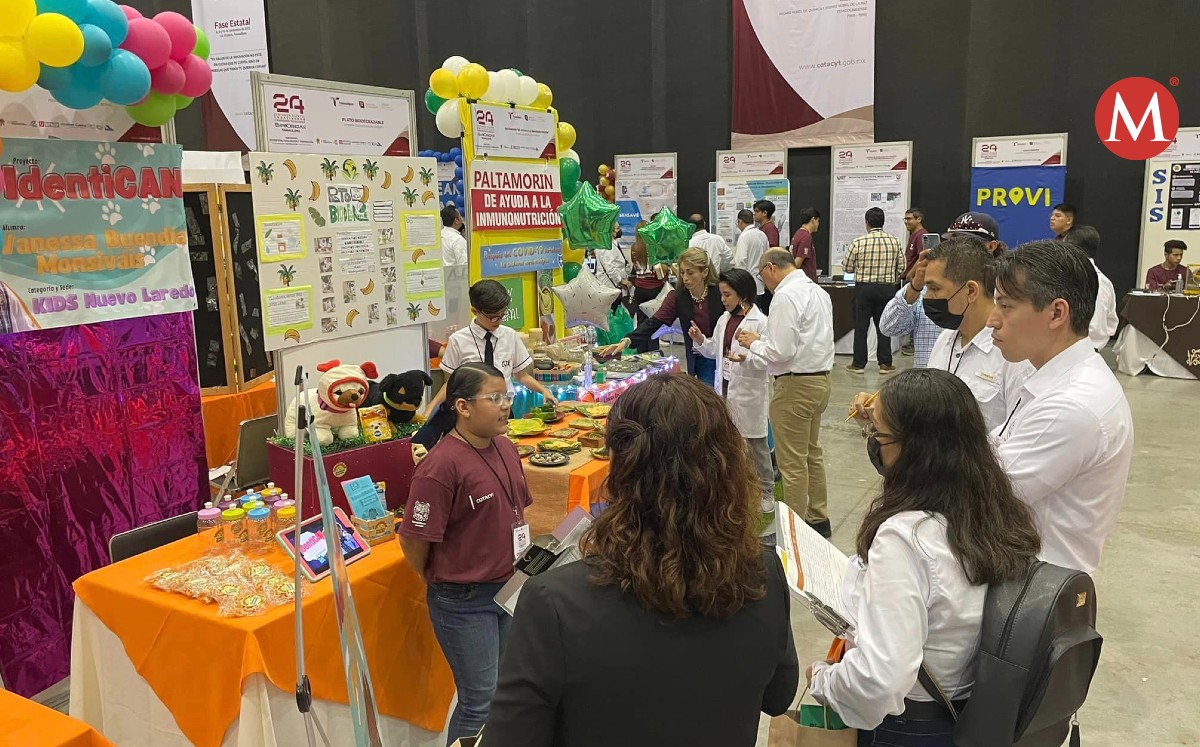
[689,268,775,541]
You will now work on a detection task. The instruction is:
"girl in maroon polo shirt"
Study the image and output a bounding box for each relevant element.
[399,362,533,745]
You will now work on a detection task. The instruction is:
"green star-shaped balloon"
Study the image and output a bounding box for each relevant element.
[637,206,695,265]
[558,182,618,251]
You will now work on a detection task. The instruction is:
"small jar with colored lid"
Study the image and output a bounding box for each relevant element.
[246,507,272,552]
[221,508,248,548]
[275,506,297,539]
[197,503,222,553]
[243,500,266,512]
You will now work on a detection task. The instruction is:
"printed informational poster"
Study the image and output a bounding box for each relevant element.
[479,239,564,277]
[715,149,787,180]
[497,277,526,330]
[0,138,196,332]
[1167,163,1200,230]
[257,76,414,156]
[191,0,270,150]
[614,153,677,247]
[709,179,791,248]
[829,142,912,269]
[470,160,563,231]
[470,103,556,160]
[970,134,1066,246]
[1139,128,1200,282]
[250,152,443,349]
[536,269,557,344]
[0,88,146,142]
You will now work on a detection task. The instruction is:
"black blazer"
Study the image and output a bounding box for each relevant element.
[626,282,724,363]
[484,548,799,747]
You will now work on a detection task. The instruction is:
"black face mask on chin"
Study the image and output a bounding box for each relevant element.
[866,434,887,475]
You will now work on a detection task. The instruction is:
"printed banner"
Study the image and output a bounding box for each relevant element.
[191,0,270,150]
[709,179,791,248]
[480,239,563,277]
[497,276,526,330]
[248,152,443,350]
[716,149,787,179]
[969,166,1065,246]
[972,135,1066,167]
[469,161,562,231]
[830,142,912,269]
[0,88,158,142]
[1140,128,1200,282]
[259,81,413,156]
[0,139,195,333]
[615,153,677,248]
[732,0,875,148]
[470,103,556,160]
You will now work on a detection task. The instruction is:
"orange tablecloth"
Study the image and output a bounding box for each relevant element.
[200,380,278,469]
[72,538,453,747]
[514,413,610,520]
[0,689,115,747]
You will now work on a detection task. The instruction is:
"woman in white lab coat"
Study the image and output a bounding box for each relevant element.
[689,268,774,538]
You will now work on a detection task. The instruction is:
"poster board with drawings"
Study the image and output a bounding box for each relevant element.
[219,185,274,389]
[183,185,237,394]
[248,152,445,352]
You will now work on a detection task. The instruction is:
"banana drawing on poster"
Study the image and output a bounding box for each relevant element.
[249,153,446,351]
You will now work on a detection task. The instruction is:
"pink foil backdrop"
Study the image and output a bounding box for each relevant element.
[0,312,207,696]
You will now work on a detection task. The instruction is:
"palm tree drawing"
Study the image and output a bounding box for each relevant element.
[406,302,421,321]
[320,158,338,181]
[419,167,434,186]
[402,187,419,207]
[362,160,380,180]
[256,162,274,185]
[278,265,297,287]
[284,188,302,211]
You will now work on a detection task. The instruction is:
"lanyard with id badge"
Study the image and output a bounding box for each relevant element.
[455,429,531,559]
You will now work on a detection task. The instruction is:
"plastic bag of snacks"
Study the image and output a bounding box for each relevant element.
[358,405,394,444]
[144,551,306,617]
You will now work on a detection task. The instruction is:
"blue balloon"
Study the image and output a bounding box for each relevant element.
[37,64,72,91]
[78,24,113,68]
[418,149,430,158]
[38,0,88,22]
[449,147,462,157]
[84,0,128,46]
[53,81,104,110]
[100,49,150,106]
[454,166,463,179]
[454,154,463,167]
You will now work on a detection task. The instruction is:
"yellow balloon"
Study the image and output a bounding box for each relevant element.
[532,82,553,109]
[429,67,458,99]
[456,62,488,100]
[23,12,83,67]
[599,176,610,188]
[0,41,38,92]
[556,121,576,151]
[598,164,611,175]
[0,0,36,37]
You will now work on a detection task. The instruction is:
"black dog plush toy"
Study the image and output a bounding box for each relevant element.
[365,370,433,427]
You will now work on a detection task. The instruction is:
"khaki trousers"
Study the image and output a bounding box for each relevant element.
[770,373,831,522]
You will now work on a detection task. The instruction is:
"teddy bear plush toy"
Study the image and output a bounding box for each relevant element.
[284,359,378,446]
[365,370,433,428]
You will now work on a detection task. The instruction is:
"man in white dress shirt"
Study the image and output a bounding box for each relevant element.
[440,205,468,267]
[1062,225,1117,351]
[920,237,1033,430]
[687,213,733,275]
[732,209,770,310]
[736,249,835,537]
[988,240,1134,574]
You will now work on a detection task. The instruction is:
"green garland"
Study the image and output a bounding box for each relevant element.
[268,421,420,456]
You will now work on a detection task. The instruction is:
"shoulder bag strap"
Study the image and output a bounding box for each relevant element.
[917,664,959,722]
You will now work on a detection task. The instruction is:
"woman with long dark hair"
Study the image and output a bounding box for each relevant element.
[398,362,533,745]
[484,373,798,746]
[810,368,1040,746]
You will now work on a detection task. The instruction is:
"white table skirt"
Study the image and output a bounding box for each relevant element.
[1114,326,1197,380]
[69,600,449,747]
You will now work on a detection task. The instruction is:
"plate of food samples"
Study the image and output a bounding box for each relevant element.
[528,451,570,467]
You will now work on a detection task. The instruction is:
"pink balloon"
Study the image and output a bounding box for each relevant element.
[120,5,142,21]
[153,11,196,62]
[150,59,185,95]
[121,17,171,69]
[178,54,212,98]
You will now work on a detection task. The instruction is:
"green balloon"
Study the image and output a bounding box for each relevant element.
[562,179,581,201]
[557,182,618,252]
[192,26,210,60]
[127,93,177,128]
[507,67,523,76]
[637,206,695,265]
[174,95,194,110]
[562,262,582,283]
[424,87,446,115]
[559,158,581,195]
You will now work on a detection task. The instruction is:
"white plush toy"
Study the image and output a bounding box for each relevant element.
[284,359,378,446]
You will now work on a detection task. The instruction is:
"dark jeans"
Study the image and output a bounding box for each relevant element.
[857,713,956,746]
[687,349,717,388]
[853,282,899,368]
[426,581,511,745]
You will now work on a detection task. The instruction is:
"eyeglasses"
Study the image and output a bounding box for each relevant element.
[862,422,899,443]
[469,392,516,407]
[474,308,507,323]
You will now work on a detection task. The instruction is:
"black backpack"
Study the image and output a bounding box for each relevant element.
[921,560,1103,747]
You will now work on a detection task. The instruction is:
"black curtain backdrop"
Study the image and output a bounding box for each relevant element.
[132,0,1200,297]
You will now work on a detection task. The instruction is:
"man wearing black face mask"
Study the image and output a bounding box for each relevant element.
[921,238,1033,430]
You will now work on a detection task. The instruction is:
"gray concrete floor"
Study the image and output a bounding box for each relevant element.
[769,349,1200,747]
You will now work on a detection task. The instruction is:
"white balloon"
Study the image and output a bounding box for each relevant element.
[515,76,539,106]
[561,148,580,163]
[443,56,470,75]
[483,71,503,102]
[496,69,520,104]
[435,98,463,138]
[552,270,622,331]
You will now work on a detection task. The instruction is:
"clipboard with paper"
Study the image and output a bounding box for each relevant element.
[775,503,855,639]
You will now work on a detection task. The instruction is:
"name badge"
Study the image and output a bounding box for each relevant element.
[976,370,998,383]
[512,521,531,559]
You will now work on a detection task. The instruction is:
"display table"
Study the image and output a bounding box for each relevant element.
[0,688,116,747]
[820,283,901,358]
[200,380,278,469]
[513,413,609,536]
[70,538,453,747]
[1115,292,1200,380]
